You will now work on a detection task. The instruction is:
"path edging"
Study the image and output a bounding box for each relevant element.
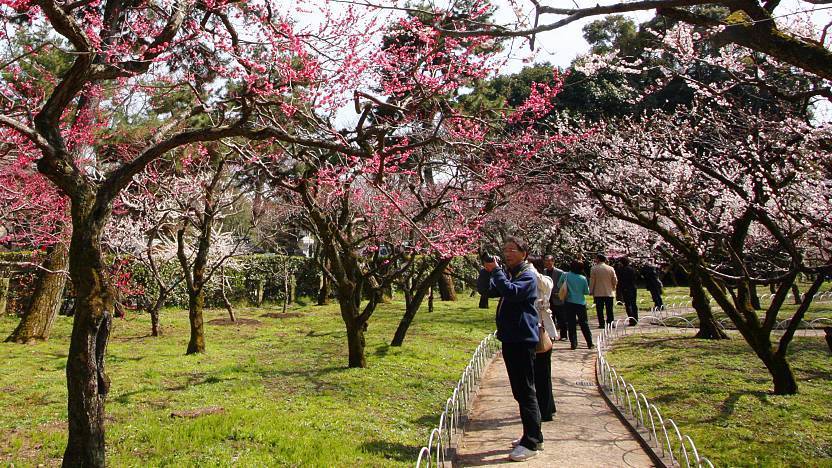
[595,308,715,468]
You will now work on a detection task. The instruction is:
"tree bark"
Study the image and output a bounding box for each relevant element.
[186,290,206,354]
[343,308,367,368]
[756,338,798,395]
[749,283,762,310]
[149,298,162,337]
[317,271,330,305]
[0,277,9,315]
[61,207,113,468]
[391,259,452,346]
[791,283,801,305]
[391,298,417,347]
[437,267,456,301]
[220,267,235,322]
[6,243,68,343]
[689,268,728,339]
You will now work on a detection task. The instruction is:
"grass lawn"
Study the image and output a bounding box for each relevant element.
[632,283,832,325]
[0,294,494,466]
[605,333,832,467]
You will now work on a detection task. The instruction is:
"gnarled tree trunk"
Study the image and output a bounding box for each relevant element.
[186,290,206,354]
[437,267,456,301]
[6,243,68,343]
[62,205,114,468]
[689,269,728,339]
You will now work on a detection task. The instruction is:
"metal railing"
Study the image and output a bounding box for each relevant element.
[596,304,715,467]
[415,331,501,467]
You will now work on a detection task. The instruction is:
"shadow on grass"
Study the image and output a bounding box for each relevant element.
[258,365,349,394]
[114,374,230,403]
[691,390,772,424]
[360,440,421,462]
[375,344,390,357]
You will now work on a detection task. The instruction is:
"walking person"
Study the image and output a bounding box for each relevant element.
[529,257,557,422]
[556,260,594,350]
[641,263,664,310]
[618,257,639,324]
[542,255,568,341]
[590,254,617,329]
[477,237,543,461]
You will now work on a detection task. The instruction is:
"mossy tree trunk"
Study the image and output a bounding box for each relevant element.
[437,266,456,301]
[6,243,68,343]
[61,198,114,467]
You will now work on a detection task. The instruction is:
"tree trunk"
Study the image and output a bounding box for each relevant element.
[749,284,762,310]
[6,243,68,343]
[149,303,161,337]
[437,268,456,301]
[220,267,235,322]
[317,271,330,305]
[62,211,113,468]
[428,286,434,313]
[791,284,801,305]
[344,312,367,368]
[689,270,728,339]
[0,277,9,315]
[255,279,265,306]
[186,290,206,354]
[757,342,798,394]
[391,299,418,347]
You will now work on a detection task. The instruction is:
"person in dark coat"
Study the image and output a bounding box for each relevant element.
[477,236,542,461]
[542,255,568,340]
[618,257,639,324]
[640,263,664,310]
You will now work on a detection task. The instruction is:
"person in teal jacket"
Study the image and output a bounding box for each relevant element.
[556,260,594,350]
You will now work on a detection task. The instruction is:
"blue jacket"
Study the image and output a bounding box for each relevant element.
[477,262,539,344]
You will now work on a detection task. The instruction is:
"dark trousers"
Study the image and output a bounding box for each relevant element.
[552,304,568,339]
[649,288,663,309]
[534,349,556,421]
[502,343,543,450]
[594,296,615,328]
[622,288,639,323]
[565,302,594,349]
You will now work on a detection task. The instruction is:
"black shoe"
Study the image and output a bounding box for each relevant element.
[558,337,568,341]
[588,344,595,349]
[570,344,577,350]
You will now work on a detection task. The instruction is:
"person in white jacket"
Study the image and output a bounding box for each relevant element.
[529,258,557,422]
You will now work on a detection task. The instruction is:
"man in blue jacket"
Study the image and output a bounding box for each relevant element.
[477,236,542,461]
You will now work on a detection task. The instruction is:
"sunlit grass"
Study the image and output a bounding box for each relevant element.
[0,294,493,466]
[606,333,832,467]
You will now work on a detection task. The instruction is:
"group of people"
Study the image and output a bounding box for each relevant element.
[476,237,665,462]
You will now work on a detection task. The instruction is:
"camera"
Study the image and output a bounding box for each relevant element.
[481,252,500,265]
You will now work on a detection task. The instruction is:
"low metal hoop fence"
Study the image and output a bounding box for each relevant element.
[415,331,501,467]
[596,304,715,467]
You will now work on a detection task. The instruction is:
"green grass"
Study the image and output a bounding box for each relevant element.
[605,333,832,467]
[632,283,832,325]
[0,295,494,466]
